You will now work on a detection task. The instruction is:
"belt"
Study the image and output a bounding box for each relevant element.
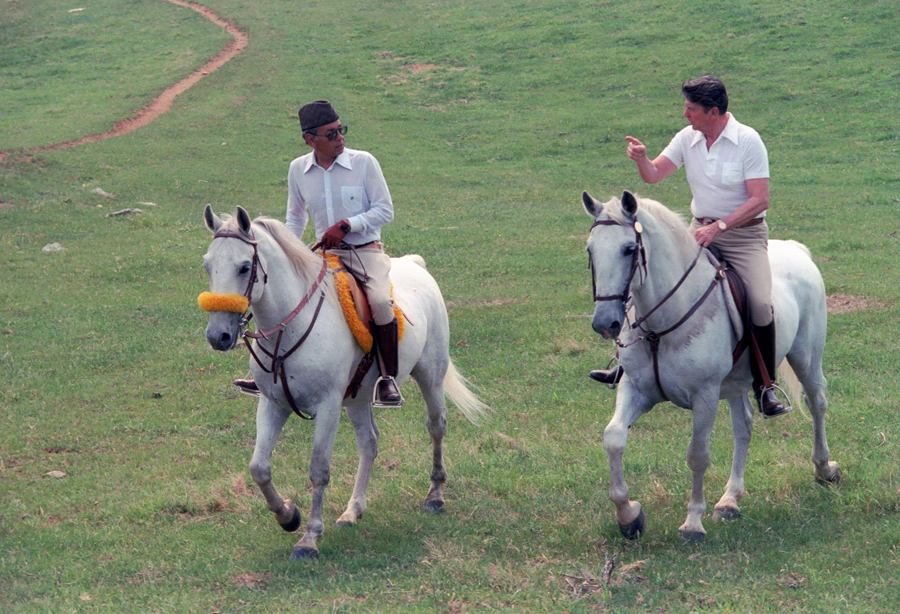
[337,240,382,249]
[694,216,765,228]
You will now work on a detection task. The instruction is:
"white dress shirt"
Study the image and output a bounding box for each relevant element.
[286,148,394,245]
[660,114,769,220]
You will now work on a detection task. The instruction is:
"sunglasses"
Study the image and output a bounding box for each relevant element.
[309,125,348,141]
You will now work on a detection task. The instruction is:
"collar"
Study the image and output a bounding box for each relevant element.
[689,113,739,148]
[302,149,353,173]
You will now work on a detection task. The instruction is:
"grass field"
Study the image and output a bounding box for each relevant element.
[1,0,899,612]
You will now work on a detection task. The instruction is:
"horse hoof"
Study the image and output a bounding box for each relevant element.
[713,505,741,521]
[289,546,318,560]
[336,512,359,528]
[618,509,646,540]
[279,506,302,533]
[679,529,706,543]
[815,464,842,485]
[423,499,445,514]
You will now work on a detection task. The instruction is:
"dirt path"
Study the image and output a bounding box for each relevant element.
[0,0,248,162]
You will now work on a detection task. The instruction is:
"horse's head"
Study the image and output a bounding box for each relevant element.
[583,190,645,339]
[201,205,266,351]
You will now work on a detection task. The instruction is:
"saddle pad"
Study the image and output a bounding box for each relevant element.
[326,255,405,352]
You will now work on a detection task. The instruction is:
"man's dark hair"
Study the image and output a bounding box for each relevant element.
[682,76,728,114]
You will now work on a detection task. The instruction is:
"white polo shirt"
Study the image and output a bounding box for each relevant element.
[286,148,394,245]
[660,114,769,220]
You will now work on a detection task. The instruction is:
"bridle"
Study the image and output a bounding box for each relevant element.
[211,230,268,334]
[212,229,328,420]
[589,218,648,303]
[588,215,726,400]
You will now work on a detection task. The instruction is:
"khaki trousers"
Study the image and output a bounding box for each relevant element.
[690,219,774,326]
[329,244,395,326]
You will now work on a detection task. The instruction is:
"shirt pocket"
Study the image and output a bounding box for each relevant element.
[722,162,745,185]
[341,186,366,215]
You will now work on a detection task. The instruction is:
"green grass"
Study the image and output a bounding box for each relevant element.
[2,0,899,612]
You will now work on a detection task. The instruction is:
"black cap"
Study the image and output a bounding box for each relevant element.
[298,100,339,132]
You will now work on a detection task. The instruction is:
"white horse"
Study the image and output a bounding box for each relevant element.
[583,190,840,542]
[201,206,488,559]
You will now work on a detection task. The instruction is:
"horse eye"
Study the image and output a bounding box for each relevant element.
[238,262,252,276]
[622,243,637,256]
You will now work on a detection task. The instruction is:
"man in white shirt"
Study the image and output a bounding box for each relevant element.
[287,100,403,407]
[590,76,788,418]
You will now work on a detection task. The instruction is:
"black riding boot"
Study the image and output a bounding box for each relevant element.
[233,377,260,397]
[589,365,625,386]
[751,321,790,418]
[374,318,404,407]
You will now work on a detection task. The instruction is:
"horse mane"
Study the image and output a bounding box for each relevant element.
[606,194,697,256]
[217,214,326,291]
[253,217,326,289]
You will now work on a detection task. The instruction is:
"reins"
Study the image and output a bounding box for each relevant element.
[212,228,328,420]
[589,216,726,401]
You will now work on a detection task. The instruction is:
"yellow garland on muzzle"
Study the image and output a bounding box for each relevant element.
[197,292,250,314]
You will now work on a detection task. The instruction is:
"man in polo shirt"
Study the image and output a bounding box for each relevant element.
[287,100,403,407]
[590,76,788,418]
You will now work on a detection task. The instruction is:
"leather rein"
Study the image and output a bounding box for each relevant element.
[589,217,726,401]
[213,230,328,420]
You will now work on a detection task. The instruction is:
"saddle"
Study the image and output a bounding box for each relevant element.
[326,255,406,398]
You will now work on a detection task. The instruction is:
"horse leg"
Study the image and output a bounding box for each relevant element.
[604,384,653,539]
[290,402,342,560]
[790,357,841,484]
[336,403,379,527]
[413,363,449,512]
[248,397,301,532]
[713,394,754,520]
[678,391,719,542]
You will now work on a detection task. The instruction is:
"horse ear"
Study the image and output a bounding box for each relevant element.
[204,204,222,234]
[236,206,253,238]
[582,191,604,218]
[621,190,639,217]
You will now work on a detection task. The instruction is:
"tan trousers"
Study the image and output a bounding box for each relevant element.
[690,219,774,326]
[329,244,395,326]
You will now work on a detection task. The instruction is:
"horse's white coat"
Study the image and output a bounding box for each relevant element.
[202,206,487,558]
[584,191,840,541]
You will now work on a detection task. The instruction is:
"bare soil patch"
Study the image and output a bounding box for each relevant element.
[0,1,248,162]
[827,293,884,314]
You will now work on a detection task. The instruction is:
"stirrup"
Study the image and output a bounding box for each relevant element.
[589,357,623,389]
[233,378,260,398]
[373,376,404,408]
[757,383,792,419]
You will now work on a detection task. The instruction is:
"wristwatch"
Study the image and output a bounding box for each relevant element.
[717,220,727,232]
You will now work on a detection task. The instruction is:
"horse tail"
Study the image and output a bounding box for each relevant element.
[443,359,490,424]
